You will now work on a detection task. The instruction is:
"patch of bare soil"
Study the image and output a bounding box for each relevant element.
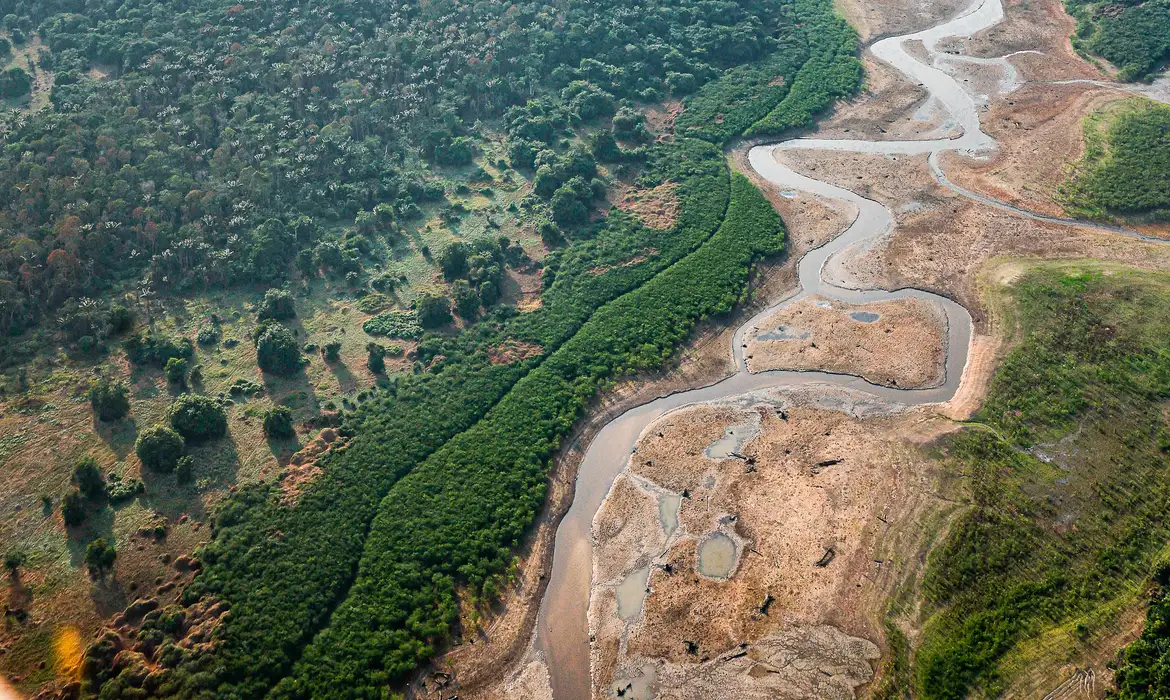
[644,100,683,138]
[617,183,680,230]
[486,341,543,366]
[589,389,957,699]
[772,148,1170,331]
[806,56,952,142]
[744,294,947,388]
[279,428,346,506]
[834,0,968,42]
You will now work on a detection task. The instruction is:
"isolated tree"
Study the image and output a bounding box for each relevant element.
[89,379,130,421]
[167,394,227,442]
[263,405,296,439]
[255,322,304,375]
[61,491,86,527]
[136,425,185,473]
[257,288,297,321]
[322,338,342,363]
[4,550,26,577]
[416,294,452,329]
[366,343,386,374]
[84,539,117,579]
[72,456,107,501]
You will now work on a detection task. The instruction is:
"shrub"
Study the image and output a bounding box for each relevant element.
[84,538,117,578]
[263,406,296,439]
[197,326,219,345]
[106,474,144,504]
[366,343,386,374]
[452,280,479,320]
[72,456,107,501]
[361,311,423,339]
[123,333,193,368]
[175,456,194,484]
[258,289,297,321]
[322,338,342,363]
[107,305,134,335]
[167,394,228,442]
[89,379,130,422]
[136,425,185,473]
[165,357,188,385]
[255,323,305,376]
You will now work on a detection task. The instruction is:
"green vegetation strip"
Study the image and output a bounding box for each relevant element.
[914,267,1170,698]
[278,171,786,696]
[1059,98,1170,222]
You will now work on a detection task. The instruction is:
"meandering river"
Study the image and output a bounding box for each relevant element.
[531,0,1147,696]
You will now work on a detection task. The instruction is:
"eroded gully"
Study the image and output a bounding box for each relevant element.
[532,0,1154,697]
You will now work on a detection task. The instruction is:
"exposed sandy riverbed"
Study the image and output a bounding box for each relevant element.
[744,294,947,388]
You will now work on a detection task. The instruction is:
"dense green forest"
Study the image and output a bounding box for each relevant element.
[1065,0,1170,80]
[908,267,1170,698]
[0,0,804,340]
[32,0,863,696]
[1059,98,1170,221]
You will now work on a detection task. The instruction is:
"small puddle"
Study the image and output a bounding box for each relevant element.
[615,566,651,620]
[697,533,737,578]
[850,311,881,323]
[658,492,682,538]
[757,324,811,341]
[610,664,657,700]
[780,189,799,199]
[703,422,760,459]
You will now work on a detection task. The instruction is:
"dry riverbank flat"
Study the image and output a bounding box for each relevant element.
[744,294,947,389]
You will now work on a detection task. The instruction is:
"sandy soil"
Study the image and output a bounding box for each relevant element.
[589,390,957,698]
[774,148,1170,330]
[744,294,948,388]
[834,0,968,42]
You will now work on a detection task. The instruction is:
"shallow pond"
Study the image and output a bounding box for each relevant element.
[697,533,737,578]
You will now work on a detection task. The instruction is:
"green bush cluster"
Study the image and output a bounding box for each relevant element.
[166,394,227,443]
[361,311,424,339]
[1067,0,1170,81]
[88,379,130,422]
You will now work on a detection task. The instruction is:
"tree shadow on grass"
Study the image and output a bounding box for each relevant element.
[139,437,241,525]
[93,416,138,461]
[326,358,358,395]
